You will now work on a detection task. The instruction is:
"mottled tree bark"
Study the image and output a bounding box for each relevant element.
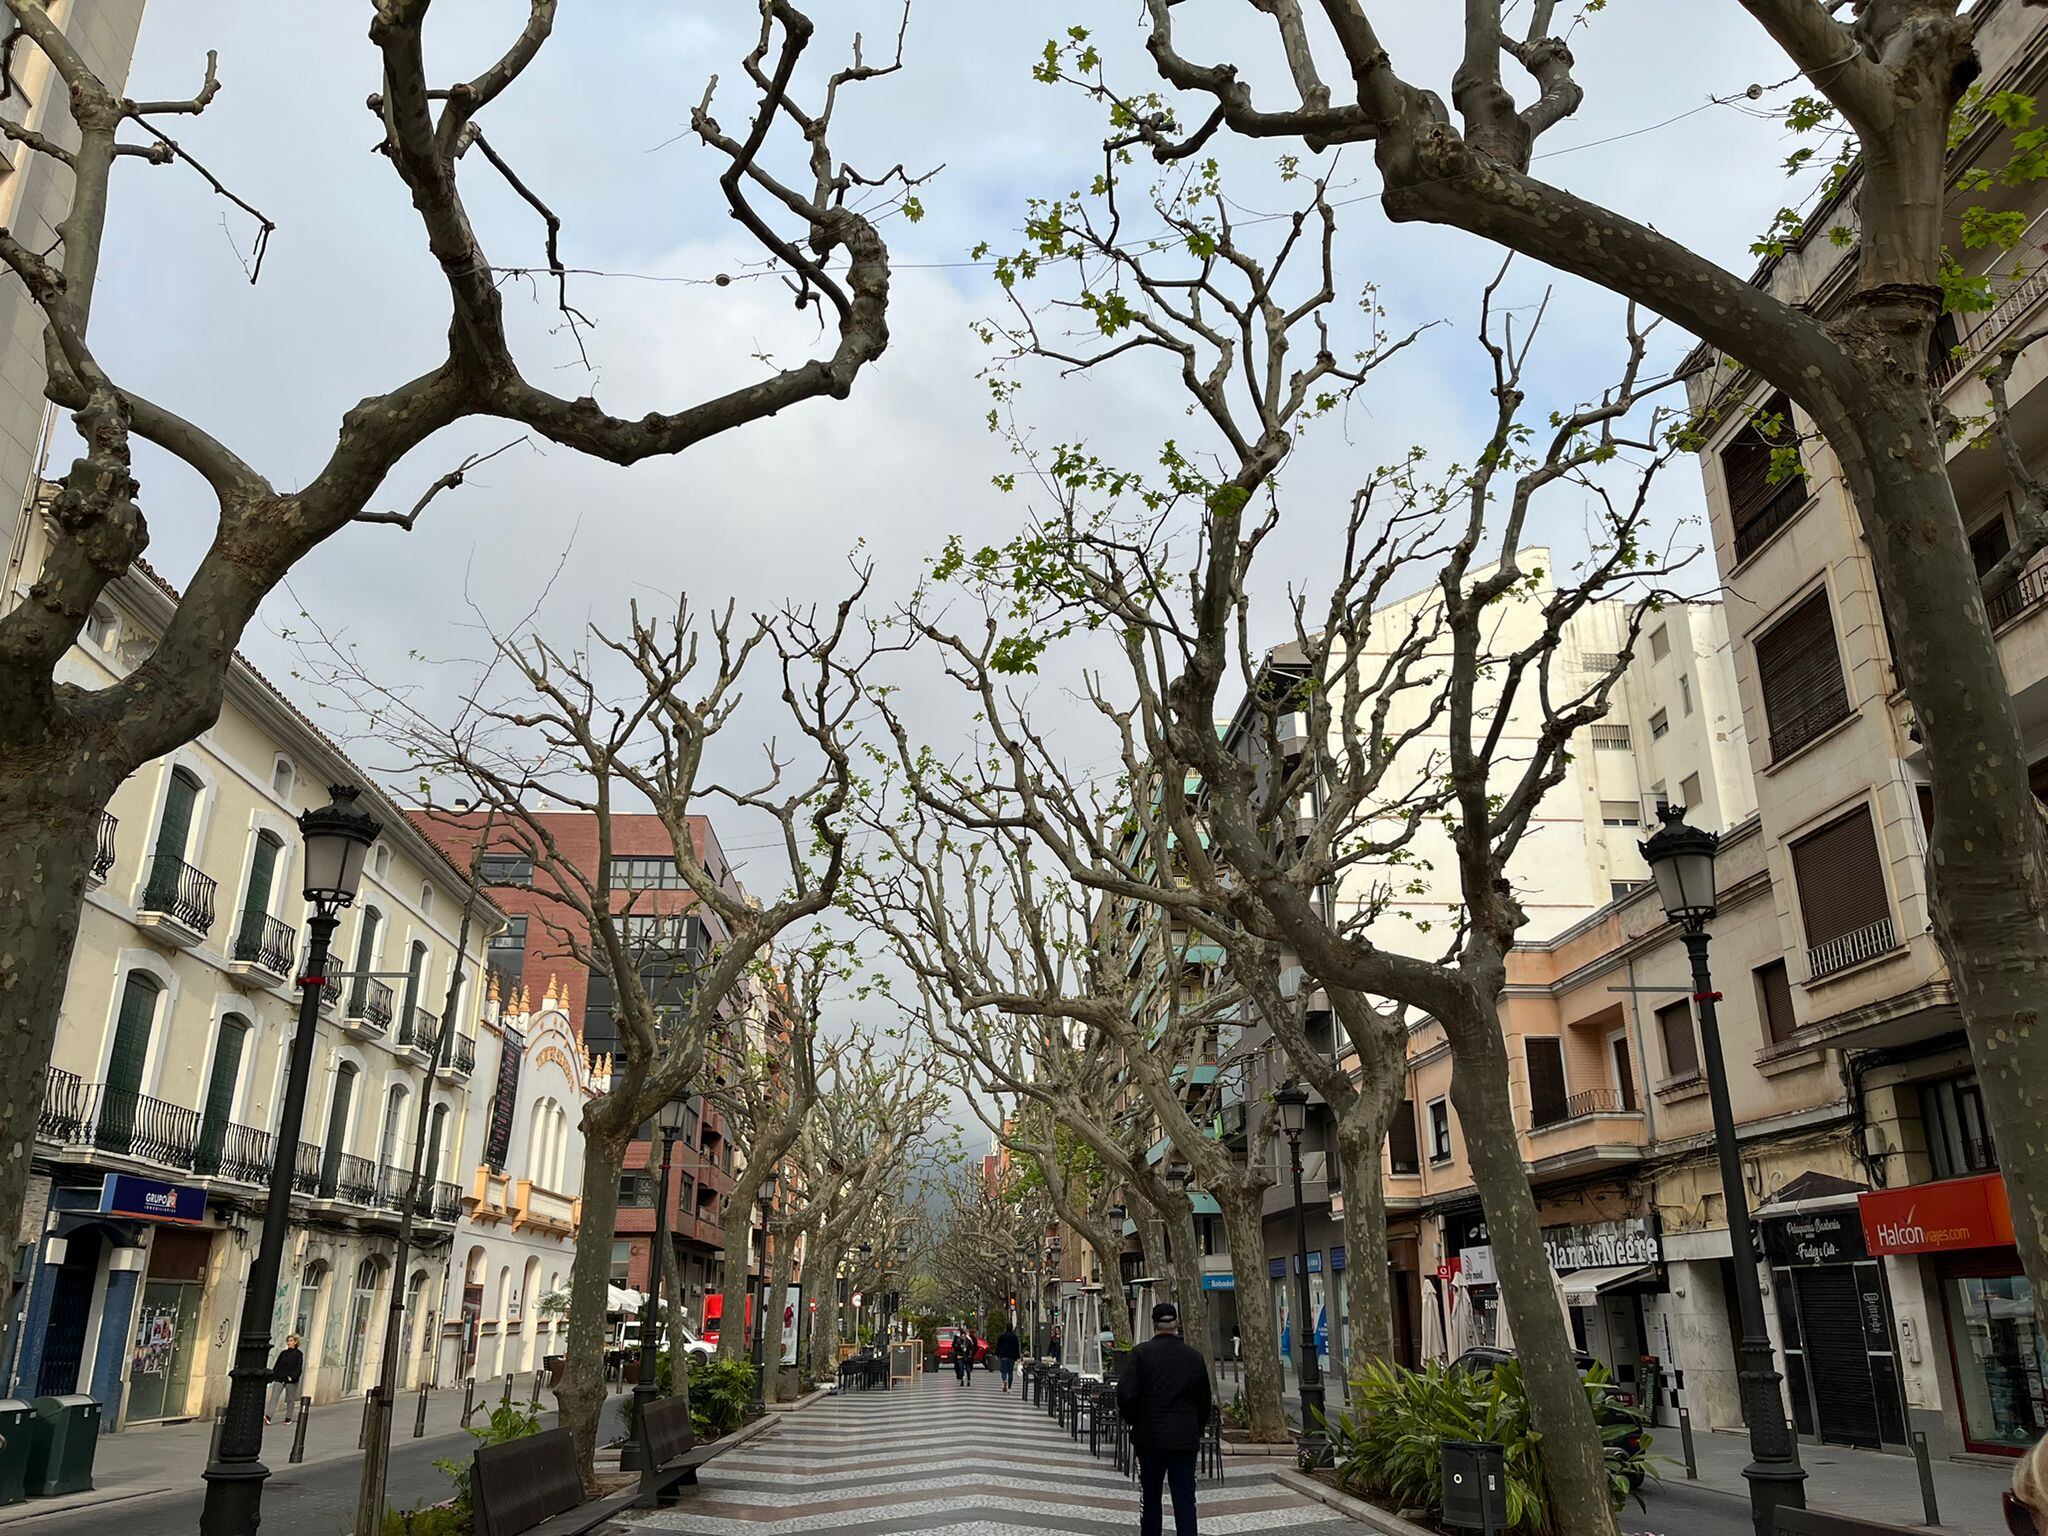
[559,1126,626,1493]
[1216,1183,1288,1441]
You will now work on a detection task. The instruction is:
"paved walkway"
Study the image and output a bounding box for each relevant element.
[628,1374,1365,1536]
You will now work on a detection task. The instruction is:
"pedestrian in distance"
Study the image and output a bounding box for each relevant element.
[266,1334,304,1424]
[994,1322,1021,1392]
[1116,1302,1212,1536]
[954,1322,974,1384]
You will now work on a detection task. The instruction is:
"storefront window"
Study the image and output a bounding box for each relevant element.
[1943,1272,2047,1452]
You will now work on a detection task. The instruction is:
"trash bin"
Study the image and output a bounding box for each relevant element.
[0,1400,33,1505]
[25,1396,99,1497]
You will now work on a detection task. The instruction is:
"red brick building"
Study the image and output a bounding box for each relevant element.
[409,809,748,1320]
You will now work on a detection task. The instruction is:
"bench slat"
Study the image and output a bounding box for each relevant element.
[474,1427,584,1536]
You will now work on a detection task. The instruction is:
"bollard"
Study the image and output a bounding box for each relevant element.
[1910,1430,1940,1528]
[530,1370,542,1409]
[415,1382,429,1439]
[1678,1404,1697,1480]
[501,1372,513,1408]
[289,1399,311,1464]
[462,1375,475,1424]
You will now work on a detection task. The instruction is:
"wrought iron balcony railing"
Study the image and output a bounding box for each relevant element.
[232,912,299,978]
[139,853,218,935]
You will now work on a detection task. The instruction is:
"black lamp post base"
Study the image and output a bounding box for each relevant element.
[198,1456,272,1536]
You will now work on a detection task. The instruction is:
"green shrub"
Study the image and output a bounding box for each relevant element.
[618,1349,680,1437]
[382,1504,467,1536]
[916,1316,940,1364]
[431,1402,542,1515]
[685,1356,757,1438]
[1328,1359,1652,1535]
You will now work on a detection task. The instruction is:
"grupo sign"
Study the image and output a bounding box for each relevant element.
[1859,1173,2013,1257]
[1541,1218,1659,1273]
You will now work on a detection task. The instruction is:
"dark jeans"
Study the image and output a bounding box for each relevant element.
[998,1358,1015,1386]
[1137,1448,1198,1536]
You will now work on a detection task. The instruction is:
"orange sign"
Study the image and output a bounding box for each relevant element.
[1858,1173,2014,1256]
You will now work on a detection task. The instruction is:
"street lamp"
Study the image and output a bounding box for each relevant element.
[203,786,380,1536]
[1641,804,1805,1535]
[1274,1079,1326,1465]
[626,1096,689,1495]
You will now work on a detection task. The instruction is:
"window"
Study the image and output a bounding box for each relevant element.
[1647,782,1668,813]
[1971,516,2012,579]
[1921,1075,1998,1178]
[1589,724,1631,750]
[1679,674,1693,715]
[1611,1034,1637,1111]
[1791,806,1895,977]
[236,830,283,962]
[1525,1037,1568,1128]
[272,758,296,800]
[153,767,201,865]
[321,1062,359,1191]
[196,1013,250,1172]
[610,856,690,890]
[1649,709,1669,741]
[1649,625,1670,662]
[1681,773,1702,809]
[1387,1101,1419,1176]
[1656,999,1699,1080]
[487,916,527,994]
[1427,1098,1452,1162]
[1754,959,1799,1045]
[1756,591,1851,761]
[610,1242,633,1283]
[349,906,384,1015]
[373,845,392,880]
[420,882,434,915]
[618,1171,655,1206]
[480,853,532,887]
[379,1083,410,1173]
[1722,389,1808,561]
[1600,801,1641,828]
[83,605,114,649]
[103,971,162,1150]
[1610,879,1648,900]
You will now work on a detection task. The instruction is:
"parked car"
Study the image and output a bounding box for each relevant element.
[1448,1345,1648,1489]
[934,1327,989,1365]
[620,1319,717,1363]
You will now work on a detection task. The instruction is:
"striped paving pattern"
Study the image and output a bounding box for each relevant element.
[626,1373,1364,1535]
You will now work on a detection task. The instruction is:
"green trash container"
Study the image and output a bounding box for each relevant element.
[0,1400,32,1505]
[25,1396,98,1497]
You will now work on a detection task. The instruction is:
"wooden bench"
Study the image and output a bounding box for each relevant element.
[638,1393,725,1504]
[472,1426,634,1536]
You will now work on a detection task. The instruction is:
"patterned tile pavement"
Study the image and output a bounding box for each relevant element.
[626,1372,1368,1535]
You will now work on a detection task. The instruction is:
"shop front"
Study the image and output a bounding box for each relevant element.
[1762,1205,1908,1450]
[1441,1208,1499,1353]
[1543,1216,1662,1410]
[1859,1172,2044,1456]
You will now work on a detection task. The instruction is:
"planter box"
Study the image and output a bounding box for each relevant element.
[1274,1467,1438,1536]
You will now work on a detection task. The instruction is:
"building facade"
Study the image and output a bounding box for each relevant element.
[0,554,499,1427]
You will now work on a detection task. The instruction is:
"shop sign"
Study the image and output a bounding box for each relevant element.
[1762,1207,1869,1267]
[1459,1245,1497,1285]
[1200,1273,1235,1291]
[1290,1251,1325,1276]
[1858,1173,2014,1257]
[98,1173,205,1225]
[1541,1218,1659,1272]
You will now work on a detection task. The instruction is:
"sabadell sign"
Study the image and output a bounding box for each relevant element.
[1541,1218,1659,1273]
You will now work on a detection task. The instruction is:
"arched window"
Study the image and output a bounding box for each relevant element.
[272,757,296,800]
[495,1265,511,1322]
[83,604,115,650]
[196,1012,251,1173]
[378,1083,409,1174]
[404,940,429,1024]
[373,844,392,880]
[295,1260,329,1345]
[420,882,434,916]
[235,830,284,963]
[551,1104,571,1190]
[425,1103,449,1183]
[349,907,383,1016]
[465,1247,487,1287]
[143,768,202,914]
[98,970,162,1154]
[321,1061,359,1193]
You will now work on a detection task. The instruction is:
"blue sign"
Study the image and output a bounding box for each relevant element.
[1291,1250,1325,1275]
[1200,1273,1235,1291]
[1314,1306,1329,1358]
[100,1173,205,1225]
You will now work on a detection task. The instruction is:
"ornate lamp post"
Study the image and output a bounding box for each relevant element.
[1641,804,1805,1536]
[1274,1080,1326,1464]
[203,787,380,1536]
[624,1096,689,1491]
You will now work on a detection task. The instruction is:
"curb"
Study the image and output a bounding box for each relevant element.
[0,1483,171,1527]
[1273,1467,1436,1536]
[766,1387,831,1415]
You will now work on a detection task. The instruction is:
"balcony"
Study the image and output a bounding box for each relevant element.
[398,1008,440,1065]
[439,1032,477,1081]
[319,975,341,1014]
[511,1179,577,1237]
[343,978,394,1038]
[39,1074,201,1171]
[292,1139,324,1197]
[193,1119,275,1184]
[1932,258,2048,390]
[135,853,217,946]
[320,1151,379,1205]
[1524,1087,1646,1181]
[87,812,116,890]
[1985,555,2048,631]
[1808,916,1899,981]
[230,912,298,984]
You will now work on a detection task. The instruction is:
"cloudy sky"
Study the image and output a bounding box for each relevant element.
[85,3,1808,1037]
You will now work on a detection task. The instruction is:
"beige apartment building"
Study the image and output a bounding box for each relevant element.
[0,540,503,1429]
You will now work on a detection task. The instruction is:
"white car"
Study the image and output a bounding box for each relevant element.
[620,1318,717,1362]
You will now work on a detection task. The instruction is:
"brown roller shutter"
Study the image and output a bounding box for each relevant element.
[1657,1000,1699,1079]
[1724,392,1809,560]
[1526,1037,1568,1127]
[1755,960,1799,1044]
[1756,592,1850,760]
[1791,808,1890,961]
[1387,1101,1419,1175]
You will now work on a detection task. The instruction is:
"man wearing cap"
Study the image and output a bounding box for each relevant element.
[1116,1302,1211,1536]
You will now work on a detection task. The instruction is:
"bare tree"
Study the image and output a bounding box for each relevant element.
[0,0,918,1265]
[1080,0,2048,1349]
[918,159,1681,1521]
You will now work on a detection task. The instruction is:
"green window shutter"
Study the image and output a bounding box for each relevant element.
[99,971,160,1155]
[350,911,381,1013]
[239,835,279,948]
[154,770,199,862]
[196,1017,249,1172]
[321,1065,358,1192]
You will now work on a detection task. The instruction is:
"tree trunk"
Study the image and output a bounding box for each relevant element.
[1445,1003,1617,1536]
[1831,374,2048,1330]
[806,1241,840,1381]
[1336,1113,1394,1374]
[560,1127,627,1492]
[0,795,98,1261]
[1216,1182,1288,1441]
[716,1193,757,1363]
[760,1225,789,1403]
[1164,1201,1213,1375]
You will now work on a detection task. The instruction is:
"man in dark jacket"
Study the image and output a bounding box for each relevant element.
[1115,1303,1211,1536]
[993,1324,1022,1391]
[266,1335,304,1423]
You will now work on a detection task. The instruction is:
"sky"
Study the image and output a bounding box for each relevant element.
[83,2,1812,1060]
